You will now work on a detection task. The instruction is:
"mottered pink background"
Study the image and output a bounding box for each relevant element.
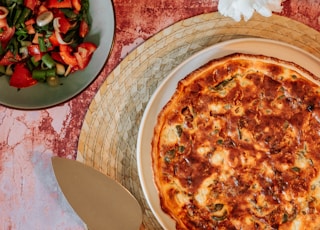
[0,0,320,229]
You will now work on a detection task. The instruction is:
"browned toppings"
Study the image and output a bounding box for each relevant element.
[152,53,320,229]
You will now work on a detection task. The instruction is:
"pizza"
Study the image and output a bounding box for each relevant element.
[151,53,320,229]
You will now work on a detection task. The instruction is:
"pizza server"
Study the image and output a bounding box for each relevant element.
[51,157,143,230]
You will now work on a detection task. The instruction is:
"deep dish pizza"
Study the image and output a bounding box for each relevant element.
[151,53,320,229]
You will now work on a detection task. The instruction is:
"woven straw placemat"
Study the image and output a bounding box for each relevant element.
[77,12,320,229]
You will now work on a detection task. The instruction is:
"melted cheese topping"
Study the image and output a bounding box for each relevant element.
[152,53,320,230]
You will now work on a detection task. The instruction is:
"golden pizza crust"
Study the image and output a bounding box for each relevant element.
[152,53,320,229]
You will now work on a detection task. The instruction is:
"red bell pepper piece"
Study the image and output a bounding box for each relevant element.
[59,45,77,66]
[56,14,71,34]
[25,18,35,26]
[78,42,97,54]
[0,51,22,66]
[72,0,81,11]
[59,44,72,53]
[79,20,89,38]
[46,0,72,8]
[24,0,37,11]
[51,52,65,64]
[24,18,36,34]
[48,33,60,47]
[9,63,37,88]
[60,51,77,66]
[74,42,97,69]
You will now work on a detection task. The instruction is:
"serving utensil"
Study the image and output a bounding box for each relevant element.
[51,157,142,230]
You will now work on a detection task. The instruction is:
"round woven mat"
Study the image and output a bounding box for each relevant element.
[77,12,320,229]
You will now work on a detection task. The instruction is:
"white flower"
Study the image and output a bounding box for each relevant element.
[218,0,283,22]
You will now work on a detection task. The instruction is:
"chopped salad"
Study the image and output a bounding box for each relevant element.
[0,0,97,88]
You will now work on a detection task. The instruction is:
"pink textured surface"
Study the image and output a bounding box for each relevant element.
[0,0,319,229]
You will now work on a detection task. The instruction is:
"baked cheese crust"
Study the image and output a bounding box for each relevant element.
[152,53,320,229]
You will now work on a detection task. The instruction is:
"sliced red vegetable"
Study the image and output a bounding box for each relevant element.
[78,42,97,53]
[27,44,41,56]
[79,20,89,38]
[51,51,65,64]
[72,0,81,12]
[48,33,60,47]
[60,52,77,66]
[0,26,15,49]
[59,45,77,66]
[0,51,21,66]
[27,45,45,62]
[24,0,37,11]
[47,0,72,9]
[25,24,35,34]
[59,44,72,53]
[32,54,43,62]
[74,42,97,69]
[9,63,37,88]
[25,18,35,26]
[38,5,49,14]
[55,15,71,34]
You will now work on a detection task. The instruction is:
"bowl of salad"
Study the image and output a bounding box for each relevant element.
[0,0,115,109]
